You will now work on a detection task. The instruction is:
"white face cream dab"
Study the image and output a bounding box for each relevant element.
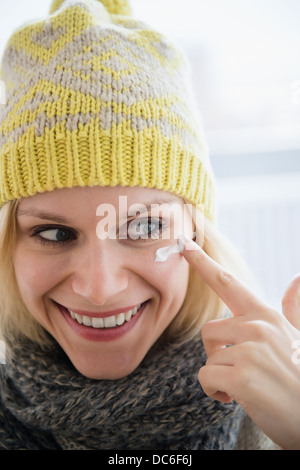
[155,235,188,262]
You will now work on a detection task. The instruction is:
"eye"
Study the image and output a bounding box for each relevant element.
[31,226,77,246]
[125,217,166,240]
[40,228,71,242]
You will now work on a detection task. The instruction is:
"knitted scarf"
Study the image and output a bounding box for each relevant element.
[0,334,243,450]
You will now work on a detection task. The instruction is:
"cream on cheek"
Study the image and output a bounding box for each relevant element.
[154,235,188,262]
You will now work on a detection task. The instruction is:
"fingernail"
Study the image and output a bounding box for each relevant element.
[183,235,201,251]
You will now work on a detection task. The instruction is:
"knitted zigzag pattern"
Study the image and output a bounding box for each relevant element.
[0,0,215,220]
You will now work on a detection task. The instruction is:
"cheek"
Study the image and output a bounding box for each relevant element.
[150,256,190,333]
[13,247,65,301]
[164,257,189,300]
[138,251,189,303]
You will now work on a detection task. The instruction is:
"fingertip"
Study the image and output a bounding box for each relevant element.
[181,235,202,252]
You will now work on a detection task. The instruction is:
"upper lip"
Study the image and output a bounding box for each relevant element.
[56,301,146,318]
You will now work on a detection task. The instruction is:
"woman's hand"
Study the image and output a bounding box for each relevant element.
[182,238,300,450]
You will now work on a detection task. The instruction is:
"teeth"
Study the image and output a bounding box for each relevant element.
[125,310,133,321]
[75,313,83,324]
[91,317,104,328]
[82,316,92,327]
[104,316,116,328]
[116,313,125,325]
[67,304,142,328]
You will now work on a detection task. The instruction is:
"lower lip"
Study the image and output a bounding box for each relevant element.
[56,301,149,342]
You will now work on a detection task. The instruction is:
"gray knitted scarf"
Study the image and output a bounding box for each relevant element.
[0,334,243,450]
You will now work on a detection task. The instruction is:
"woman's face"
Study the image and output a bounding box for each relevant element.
[13,185,194,379]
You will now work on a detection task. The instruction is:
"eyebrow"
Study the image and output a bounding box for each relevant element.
[16,208,72,224]
[16,196,180,224]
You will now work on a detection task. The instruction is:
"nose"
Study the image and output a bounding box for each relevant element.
[70,240,130,307]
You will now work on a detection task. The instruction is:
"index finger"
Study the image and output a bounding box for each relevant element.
[181,237,268,316]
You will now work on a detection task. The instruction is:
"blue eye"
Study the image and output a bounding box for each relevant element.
[126,217,165,240]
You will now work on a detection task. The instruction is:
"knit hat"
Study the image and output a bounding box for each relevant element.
[0,0,216,221]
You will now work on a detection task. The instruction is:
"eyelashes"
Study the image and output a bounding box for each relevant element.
[30,225,77,247]
[119,217,168,240]
[30,217,170,248]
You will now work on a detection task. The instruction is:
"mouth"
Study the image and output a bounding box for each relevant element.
[54,300,149,341]
[67,303,144,329]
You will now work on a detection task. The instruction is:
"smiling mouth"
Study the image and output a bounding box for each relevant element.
[63,302,147,329]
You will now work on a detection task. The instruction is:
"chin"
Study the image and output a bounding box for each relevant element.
[67,348,147,380]
[74,362,140,380]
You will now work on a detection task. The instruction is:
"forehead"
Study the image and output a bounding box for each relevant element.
[17,185,184,216]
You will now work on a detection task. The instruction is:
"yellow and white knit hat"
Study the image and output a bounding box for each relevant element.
[0,0,216,220]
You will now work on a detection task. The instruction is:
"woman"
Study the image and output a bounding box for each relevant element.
[0,0,299,450]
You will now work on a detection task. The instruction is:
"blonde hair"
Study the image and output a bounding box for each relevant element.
[0,200,50,345]
[0,198,252,347]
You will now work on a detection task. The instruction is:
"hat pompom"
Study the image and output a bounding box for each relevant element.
[49,0,132,16]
